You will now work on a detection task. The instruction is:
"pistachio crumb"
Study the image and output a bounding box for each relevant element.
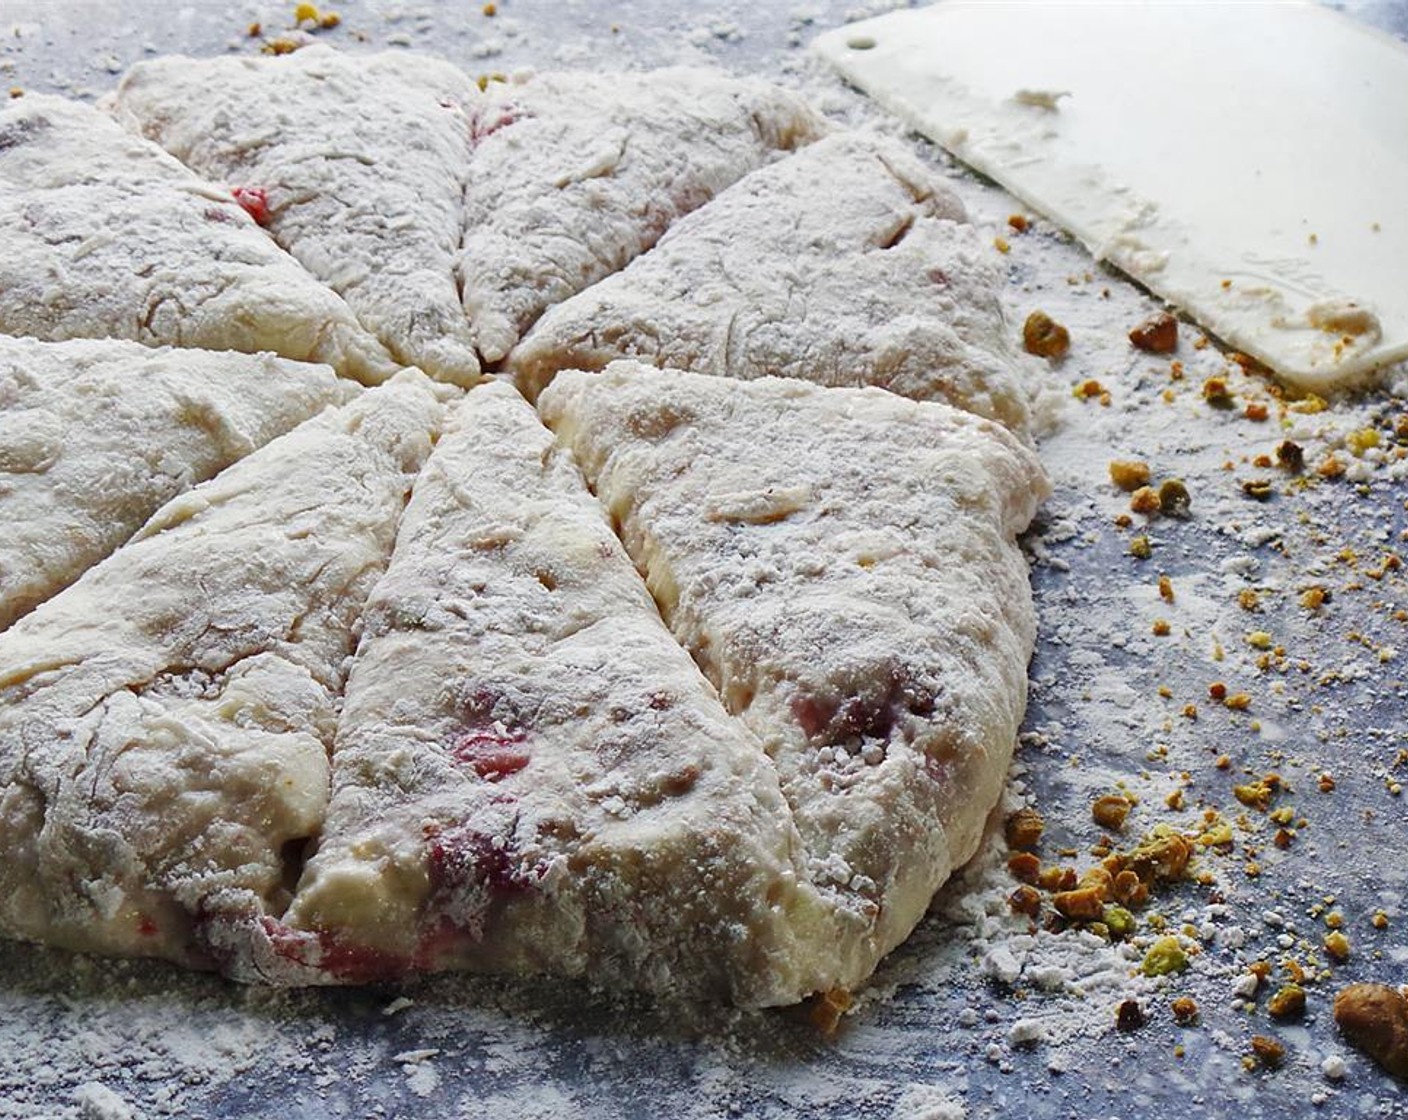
[1024,311,1070,359]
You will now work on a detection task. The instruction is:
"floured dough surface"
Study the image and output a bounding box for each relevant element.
[512,132,1034,435]
[0,94,397,384]
[460,69,827,362]
[273,383,832,1005]
[0,52,1051,1007]
[540,362,1049,986]
[0,372,442,969]
[111,47,481,386]
[0,334,351,632]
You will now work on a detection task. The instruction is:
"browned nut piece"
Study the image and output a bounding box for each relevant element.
[1171,997,1199,1025]
[1129,311,1178,353]
[1250,1035,1286,1068]
[1203,377,1235,409]
[1324,931,1351,962]
[1116,999,1146,1032]
[1234,782,1273,811]
[1268,985,1307,1020]
[1008,884,1042,918]
[809,988,853,1035]
[1007,851,1041,884]
[1130,486,1162,515]
[1109,460,1152,492]
[1078,865,1115,899]
[1334,984,1408,1079]
[1158,479,1192,518]
[1052,886,1106,921]
[1276,440,1305,473]
[1128,832,1192,882]
[1024,310,1070,359]
[1004,807,1045,851]
[1092,795,1133,831]
[1113,869,1149,906]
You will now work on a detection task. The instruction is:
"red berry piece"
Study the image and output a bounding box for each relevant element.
[231,185,271,226]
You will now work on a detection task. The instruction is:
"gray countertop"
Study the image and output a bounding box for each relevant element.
[2,2,1407,1118]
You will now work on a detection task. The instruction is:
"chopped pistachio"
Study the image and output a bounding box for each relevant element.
[1141,936,1189,977]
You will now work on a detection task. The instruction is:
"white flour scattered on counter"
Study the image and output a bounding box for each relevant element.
[3,4,1407,1119]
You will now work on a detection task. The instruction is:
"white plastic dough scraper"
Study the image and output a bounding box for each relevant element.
[812,2,1408,390]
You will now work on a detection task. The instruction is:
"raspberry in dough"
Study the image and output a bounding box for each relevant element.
[0,371,443,971]
[274,382,835,1006]
[512,131,1034,436]
[540,362,1049,989]
[0,94,396,385]
[111,47,480,386]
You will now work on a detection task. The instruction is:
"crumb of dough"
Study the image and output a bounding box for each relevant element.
[1013,89,1069,111]
[1008,885,1042,917]
[1007,852,1041,883]
[1300,586,1327,610]
[1276,440,1305,472]
[1052,887,1104,921]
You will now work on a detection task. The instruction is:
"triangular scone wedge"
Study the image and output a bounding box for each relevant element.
[460,69,826,362]
[111,47,481,386]
[0,371,443,971]
[540,364,1050,991]
[511,132,1034,436]
[0,334,353,632]
[273,382,833,1005]
[0,94,396,385]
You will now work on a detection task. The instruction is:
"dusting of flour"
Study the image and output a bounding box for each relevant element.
[2,3,1406,1119]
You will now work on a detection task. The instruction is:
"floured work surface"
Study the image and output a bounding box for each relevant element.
[813,1,1408,390]
[0,48,1047,1011]
[4,4,1408,1119]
